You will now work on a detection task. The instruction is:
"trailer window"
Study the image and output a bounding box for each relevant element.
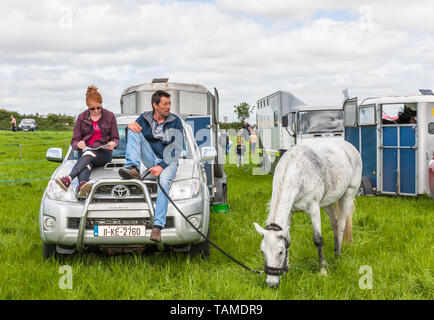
[298,110,344,134]
[428,123,434,134]
[179,91,208,115]
[359,105,376,125]
[344,100,357,127]
[121,93,136,114]
[382,103,416,124]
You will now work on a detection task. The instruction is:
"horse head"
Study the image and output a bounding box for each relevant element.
[254,222,290,288]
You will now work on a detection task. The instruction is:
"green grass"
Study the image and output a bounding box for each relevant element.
[0,131,432,299]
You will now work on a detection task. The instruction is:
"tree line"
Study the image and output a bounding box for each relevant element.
[0,101,255,131]
[0,109,75,131]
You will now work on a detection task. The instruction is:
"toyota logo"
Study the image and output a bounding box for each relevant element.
[111,185,130,199]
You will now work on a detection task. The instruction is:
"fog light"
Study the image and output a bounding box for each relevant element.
[187,216,200,229]
[44,217,56,230]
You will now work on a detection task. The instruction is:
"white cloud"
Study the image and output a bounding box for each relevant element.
[0,0,433,123]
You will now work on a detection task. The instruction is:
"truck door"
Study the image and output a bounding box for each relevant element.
[343,98,359,150]
[185,116,214,196]
[380,104,417,195]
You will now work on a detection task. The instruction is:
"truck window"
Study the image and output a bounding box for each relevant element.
[121,93,136,114]
[344,101,357,127]
[359,105,376,125]
[69,125,192,160]
[179,92,208,115]
[382,103,417,124]
[298,110,344,134]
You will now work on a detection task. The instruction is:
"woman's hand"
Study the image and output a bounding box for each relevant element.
[77,141,86,149]
[104,141,117,150]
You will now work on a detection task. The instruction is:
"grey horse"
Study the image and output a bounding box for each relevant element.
[254,140,362,288]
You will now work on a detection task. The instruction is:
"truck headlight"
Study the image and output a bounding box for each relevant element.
[169,178,200,201]
[44,217,56,230]
[186,215,201,230]
[45,180,78,202]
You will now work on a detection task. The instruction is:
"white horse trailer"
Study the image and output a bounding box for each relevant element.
[256,91,344,172]
[344,93,434,196]
[120,79,227,204]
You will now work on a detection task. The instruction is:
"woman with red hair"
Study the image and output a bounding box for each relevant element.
[55,86,119,198]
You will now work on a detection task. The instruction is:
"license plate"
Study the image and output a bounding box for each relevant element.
[93,225,146,237]
[23,129,28,131]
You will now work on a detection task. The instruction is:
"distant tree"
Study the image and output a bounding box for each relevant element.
[223,116,228,123]
[233,102,254,123]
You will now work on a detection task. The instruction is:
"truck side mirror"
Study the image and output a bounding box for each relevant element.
[46,148,63,163]
[200,146,217,162]
[282,115,288,127]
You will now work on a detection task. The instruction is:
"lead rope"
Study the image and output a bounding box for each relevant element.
[156,176,264,275]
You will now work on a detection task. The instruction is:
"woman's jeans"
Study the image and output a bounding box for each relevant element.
[69,149,112,183]
[124,130,178,229]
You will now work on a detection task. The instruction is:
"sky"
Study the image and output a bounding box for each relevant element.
[1,0,434,122]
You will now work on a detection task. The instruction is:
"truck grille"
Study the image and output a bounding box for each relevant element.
[88,182,158,203]
[67,217,175,230]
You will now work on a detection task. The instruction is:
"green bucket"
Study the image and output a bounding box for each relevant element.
[211,203,229,213]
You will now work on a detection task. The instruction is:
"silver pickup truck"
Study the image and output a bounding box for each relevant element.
[40,115,214,258]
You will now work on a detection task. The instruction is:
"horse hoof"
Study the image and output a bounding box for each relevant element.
[320,268,328,276]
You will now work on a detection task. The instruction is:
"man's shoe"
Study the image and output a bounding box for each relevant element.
[55,176,71,191]
[118,167,141,180]
[150,227,161,242]
[77,181,92,198]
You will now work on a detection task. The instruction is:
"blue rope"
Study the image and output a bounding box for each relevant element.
[0,177,51,183]
[0,159,48,165]
[0,140,68,147]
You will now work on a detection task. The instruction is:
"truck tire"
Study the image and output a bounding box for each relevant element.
[214,163,225,179]
[213,179,227,204]
[190,227,210,259]
[43,243,57,259]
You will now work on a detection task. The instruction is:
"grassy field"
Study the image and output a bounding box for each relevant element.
[0,130,432,300]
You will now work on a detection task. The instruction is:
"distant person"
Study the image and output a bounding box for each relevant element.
[227,138,233,154]
[219,130,229,155]
[11,115,16,132]
[236,135,245,168]
[250,130,257,154]
[55,86,119,198]
[242,121,252,140]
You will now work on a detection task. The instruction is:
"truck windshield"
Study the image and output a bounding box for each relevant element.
[298,110,344,134]
[69,124,193,160]
[112,124,193,159]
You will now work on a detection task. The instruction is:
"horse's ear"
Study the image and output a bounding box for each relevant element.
[253,222,266,237]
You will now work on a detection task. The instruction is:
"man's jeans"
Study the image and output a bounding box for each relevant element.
[124,130,178,228]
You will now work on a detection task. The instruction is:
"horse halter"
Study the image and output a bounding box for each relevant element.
[264,223,290,276]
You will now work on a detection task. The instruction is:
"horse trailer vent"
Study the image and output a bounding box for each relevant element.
[152,78,169,83]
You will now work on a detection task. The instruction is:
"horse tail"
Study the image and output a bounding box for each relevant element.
[336,199,354,243]
[344,201,354,243]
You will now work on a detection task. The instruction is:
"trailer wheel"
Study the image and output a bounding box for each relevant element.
[357,177,374,196]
